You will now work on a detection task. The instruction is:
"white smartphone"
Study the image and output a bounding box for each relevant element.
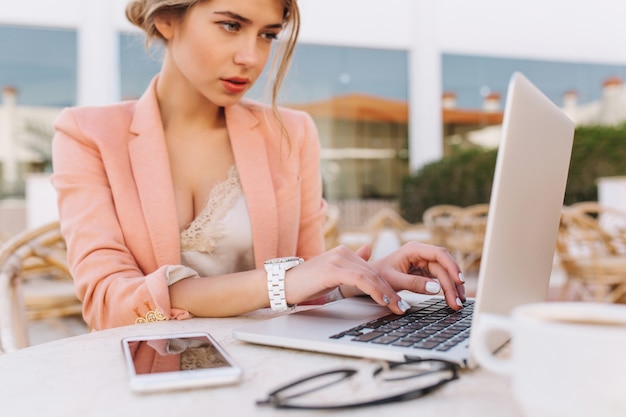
[121,332,243,393]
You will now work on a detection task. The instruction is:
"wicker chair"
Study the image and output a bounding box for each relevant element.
[0,221,83,353]
[556,207,626,303]
[323,204,341,250]
[337,208,428,259]
[569,201,626,254]
[446,204,489,273]
[423,204,489,273]
[422,204,463,247]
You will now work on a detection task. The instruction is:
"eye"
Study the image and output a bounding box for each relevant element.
[218,21,240,33]
[260,31,279,42]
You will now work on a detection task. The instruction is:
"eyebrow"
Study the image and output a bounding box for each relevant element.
[213,11,283,29]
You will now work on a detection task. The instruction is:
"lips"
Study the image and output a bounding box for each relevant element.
[221,77,249,94]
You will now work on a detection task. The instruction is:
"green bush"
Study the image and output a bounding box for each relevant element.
[565,124,626,203]
[400,123,626,223]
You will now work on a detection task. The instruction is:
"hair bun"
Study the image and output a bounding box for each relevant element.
[125,0,147,29]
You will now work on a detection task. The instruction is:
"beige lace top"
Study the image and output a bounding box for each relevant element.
[164,166,255,285]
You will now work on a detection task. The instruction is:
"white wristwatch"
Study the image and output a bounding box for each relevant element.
[264,257,304,312]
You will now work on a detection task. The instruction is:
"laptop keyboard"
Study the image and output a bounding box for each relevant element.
[329,298,474,352]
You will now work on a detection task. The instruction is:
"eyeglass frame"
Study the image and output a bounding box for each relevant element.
[256,358,460,410]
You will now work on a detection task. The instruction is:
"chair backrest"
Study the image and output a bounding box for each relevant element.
[558,206,622,261]
[556,207,626,302]
[422,204,490,272]
[0,221,81,353]
[569,201,626,254]
[323,204,341,250]
[422,205,463,247]
[336,208,423,260]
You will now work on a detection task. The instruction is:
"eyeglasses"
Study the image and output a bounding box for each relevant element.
[256,358,460,410]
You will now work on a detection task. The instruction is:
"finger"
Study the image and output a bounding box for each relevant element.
[426,262,464,310]
[408,265,435,278]
[317,246,409,315]
[409,266,465,302]
[335,265,408,314]
[403,242,461,280]
[456,281,467,302]
[402,243,465,295]
[355,244,372,261]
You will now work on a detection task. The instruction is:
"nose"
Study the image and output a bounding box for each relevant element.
[233,36,261,68]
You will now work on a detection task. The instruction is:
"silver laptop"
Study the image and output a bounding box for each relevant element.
[233,72,575,368]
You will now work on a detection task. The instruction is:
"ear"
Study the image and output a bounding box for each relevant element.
[153,14,176,41]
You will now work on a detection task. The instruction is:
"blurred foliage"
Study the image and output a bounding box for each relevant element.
[400,123,626,223]
[399,149,497,223]
[565,123,626,203]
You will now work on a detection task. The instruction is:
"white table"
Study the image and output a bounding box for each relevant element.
[0,309,524,417]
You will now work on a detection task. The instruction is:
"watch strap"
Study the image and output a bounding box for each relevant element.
[265,257,303,312]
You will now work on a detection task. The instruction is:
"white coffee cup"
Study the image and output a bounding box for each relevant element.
[471,302,626,417]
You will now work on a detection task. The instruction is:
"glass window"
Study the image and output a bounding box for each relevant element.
[0,25,76,197]
[0,25,76,106]
[119,32,161,100]
[249,44,410,203]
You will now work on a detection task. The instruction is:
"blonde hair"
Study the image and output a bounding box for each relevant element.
[125,0,300,115]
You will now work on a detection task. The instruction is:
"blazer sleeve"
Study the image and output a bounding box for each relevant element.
[51,108,192,330]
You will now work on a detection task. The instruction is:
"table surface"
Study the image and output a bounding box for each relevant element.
[0,308,524,417]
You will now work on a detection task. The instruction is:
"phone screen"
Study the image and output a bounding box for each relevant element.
[121,332,242,393]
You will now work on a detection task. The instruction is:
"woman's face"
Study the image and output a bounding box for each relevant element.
[158,0,284,107]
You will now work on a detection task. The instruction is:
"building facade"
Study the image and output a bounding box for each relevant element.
[2,0,626,202]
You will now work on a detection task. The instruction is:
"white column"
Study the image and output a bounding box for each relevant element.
[598,176,626,213]
[25,173,59,229]
[77,0,120,105]
[408,0,443,171]
[1,87,18,189]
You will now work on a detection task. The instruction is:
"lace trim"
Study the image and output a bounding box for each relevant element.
[180,166,242,254]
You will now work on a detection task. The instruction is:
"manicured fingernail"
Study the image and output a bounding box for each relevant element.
[398,299,411,312]
[458,272,465,283]
[425,281,441,294]
[383,295,390,305]
[456,297,463,307]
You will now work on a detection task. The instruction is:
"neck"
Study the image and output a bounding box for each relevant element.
[156,62,225,134]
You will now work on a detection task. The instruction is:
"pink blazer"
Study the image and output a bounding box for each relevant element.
[51,77,326,330]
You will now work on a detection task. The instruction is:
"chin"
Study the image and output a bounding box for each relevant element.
[211,93,246,108]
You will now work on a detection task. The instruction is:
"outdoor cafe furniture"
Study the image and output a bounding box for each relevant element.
[556,204,626,303]
[0,221,83,353]
[338,208,430,259]
[423,204,489,273]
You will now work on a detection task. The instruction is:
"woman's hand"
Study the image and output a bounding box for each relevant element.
[284,245,411,315]
[369,241,466,310]
[284,241,465,314]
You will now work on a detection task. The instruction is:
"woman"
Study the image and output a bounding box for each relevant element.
[51,0,465,330]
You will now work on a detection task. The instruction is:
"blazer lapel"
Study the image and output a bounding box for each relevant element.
[125,83,278,269]
[127,79,181,266]
[226,103,278,267]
